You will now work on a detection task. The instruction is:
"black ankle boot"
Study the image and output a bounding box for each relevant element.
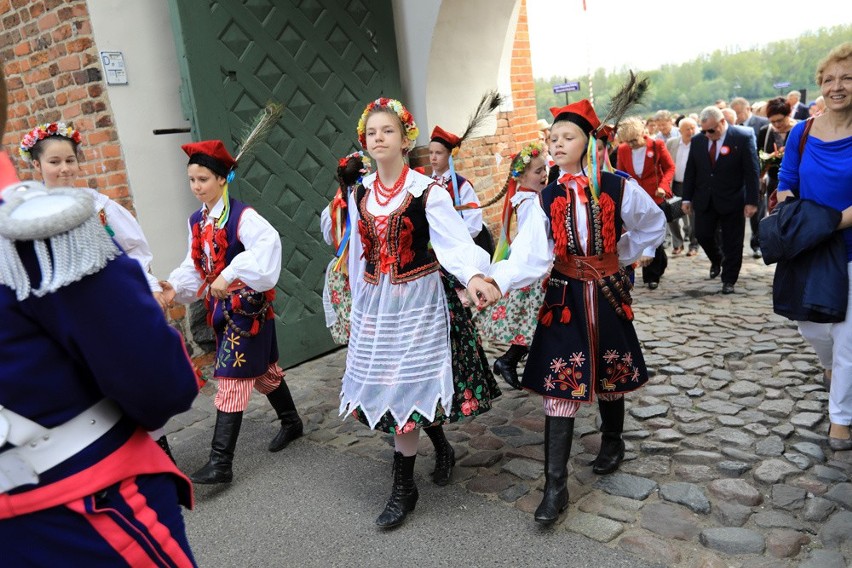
[534,416,574,525]
[376,452,419,529]
[424,425,455,486]
[592,397,625,475]
[156,435,176,464]
[190,411,243,484]
[492,344,528,390]
[266,382,303,452]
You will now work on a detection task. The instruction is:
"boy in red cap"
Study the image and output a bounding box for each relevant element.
[162,139,303,485]
[492,98,666,525]
[429,125,484,239]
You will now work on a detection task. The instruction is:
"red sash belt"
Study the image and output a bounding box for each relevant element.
[554,254,619,281]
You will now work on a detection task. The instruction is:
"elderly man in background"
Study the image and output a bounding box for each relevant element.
[654,109,679,141]
[666,117,699,256]
[787,90,811,120]
[731,97,769,139]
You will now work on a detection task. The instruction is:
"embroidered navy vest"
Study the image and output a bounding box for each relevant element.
[189,198,248,279]
[438,172,469,202]
[356,184,439,284]
[541,171,625,257]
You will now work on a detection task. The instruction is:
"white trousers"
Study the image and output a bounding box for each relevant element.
[798,261,852,424]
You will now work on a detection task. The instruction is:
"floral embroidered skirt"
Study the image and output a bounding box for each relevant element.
[348,272,501,434]
[474,278,546,346]
[521,272,648,403]
[322,259,351,345]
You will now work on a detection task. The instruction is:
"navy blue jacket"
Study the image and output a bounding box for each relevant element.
[760,198,848,323]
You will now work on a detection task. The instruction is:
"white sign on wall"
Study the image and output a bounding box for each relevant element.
[100,51,128,85]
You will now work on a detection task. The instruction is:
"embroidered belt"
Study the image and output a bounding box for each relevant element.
[553,254,619,281]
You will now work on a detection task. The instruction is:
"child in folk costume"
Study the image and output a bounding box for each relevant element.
[492,85,666,525]
[17,121,179,460]
[475,142,552,389]
[341,98,502,528]
[320,151,372,344]
[162,138,303,485]
[428,125,483,238]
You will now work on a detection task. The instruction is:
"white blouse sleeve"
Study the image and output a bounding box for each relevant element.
[618,178,667,265]
[488,193,552,294]
[167,221,205,305]
[219,208,282,292]
[320,204,333,246]
[458,180,483,237]
[426,186,490,286]
[103,200,160,292]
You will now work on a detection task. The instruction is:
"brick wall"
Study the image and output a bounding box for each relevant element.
[410,0,539,236]
[0,0,134,211]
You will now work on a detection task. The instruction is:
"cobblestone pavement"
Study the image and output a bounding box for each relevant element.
[168,249,852,568]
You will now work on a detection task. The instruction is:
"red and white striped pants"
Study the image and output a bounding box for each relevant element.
[214,364,284,412]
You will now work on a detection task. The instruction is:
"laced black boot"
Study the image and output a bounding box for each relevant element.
[492,344,529,390]
[375,452,419,529]
[190,411,243,484]
[592,397,625,475]
[266,381,303,452]
[424,425,455,486]
[534,416,574,525]
[156,435,176,464]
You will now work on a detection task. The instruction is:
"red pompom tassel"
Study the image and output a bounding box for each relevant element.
[250,319,261,335]
[539,305,553,327]
[560,306,571,324]
[265,306,274,320]
[622,303,634,321]
[231,294,241,311]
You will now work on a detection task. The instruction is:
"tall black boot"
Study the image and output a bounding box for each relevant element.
[376,452,419,529]
[534,416,574,525]
[424,425,455,486]
[266,381,303,452]
[190,411,243,484]
[156,435,176,464]
[593,397,625,475]
[493,344,529,390]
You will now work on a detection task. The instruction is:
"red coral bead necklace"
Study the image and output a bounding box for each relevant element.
[373,164,409,206]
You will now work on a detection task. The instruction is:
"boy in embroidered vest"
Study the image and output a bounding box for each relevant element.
[162,140,303,485]
[429,126,484,238]
[490,97,666,525]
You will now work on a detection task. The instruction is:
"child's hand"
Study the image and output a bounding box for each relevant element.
[209,275,230,299]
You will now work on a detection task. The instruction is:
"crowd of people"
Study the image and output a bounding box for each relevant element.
[0,36,849,563]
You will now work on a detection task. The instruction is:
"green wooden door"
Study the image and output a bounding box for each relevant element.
[168,0,402,367]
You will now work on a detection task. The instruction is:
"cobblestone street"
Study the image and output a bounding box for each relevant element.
[168,249,852,568]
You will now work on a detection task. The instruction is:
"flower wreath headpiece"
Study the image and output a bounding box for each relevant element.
[509,141,545,179]
[19,122,82,163]
[337,150,372,175]
[357,97,419,150]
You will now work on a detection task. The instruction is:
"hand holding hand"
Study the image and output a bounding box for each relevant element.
[159,281,177,307]
[152,291,168,313]
[209,275,230,300]
[466,275,501,309]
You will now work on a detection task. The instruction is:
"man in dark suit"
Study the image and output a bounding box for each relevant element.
[787,90,811,121]
[681,106,760,294]
[730,97,769,140]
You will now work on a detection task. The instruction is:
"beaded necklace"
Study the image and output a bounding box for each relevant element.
[373,165,409,206]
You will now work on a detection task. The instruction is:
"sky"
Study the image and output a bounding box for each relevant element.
[527,0,851,80]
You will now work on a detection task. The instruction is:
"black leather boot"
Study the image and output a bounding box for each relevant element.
[266,381,303,452]
[492,344,529,390]
[592,397,625,475]
[534,416,574,525]
[190,411,243,484]
[156,435,176,464]
[424,425,455,486]
[375,452,419,529]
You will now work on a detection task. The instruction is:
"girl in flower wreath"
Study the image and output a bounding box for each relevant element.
[17,121,179,460]
[320,150,372,344]
[491,77,667,525]
[473,141,552,389]
[341,97,502,528]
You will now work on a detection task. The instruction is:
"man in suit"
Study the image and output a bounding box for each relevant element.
[787,90,811,121]
[681,106,760,294]
[667,118,699,256]
[730,97,769,139]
